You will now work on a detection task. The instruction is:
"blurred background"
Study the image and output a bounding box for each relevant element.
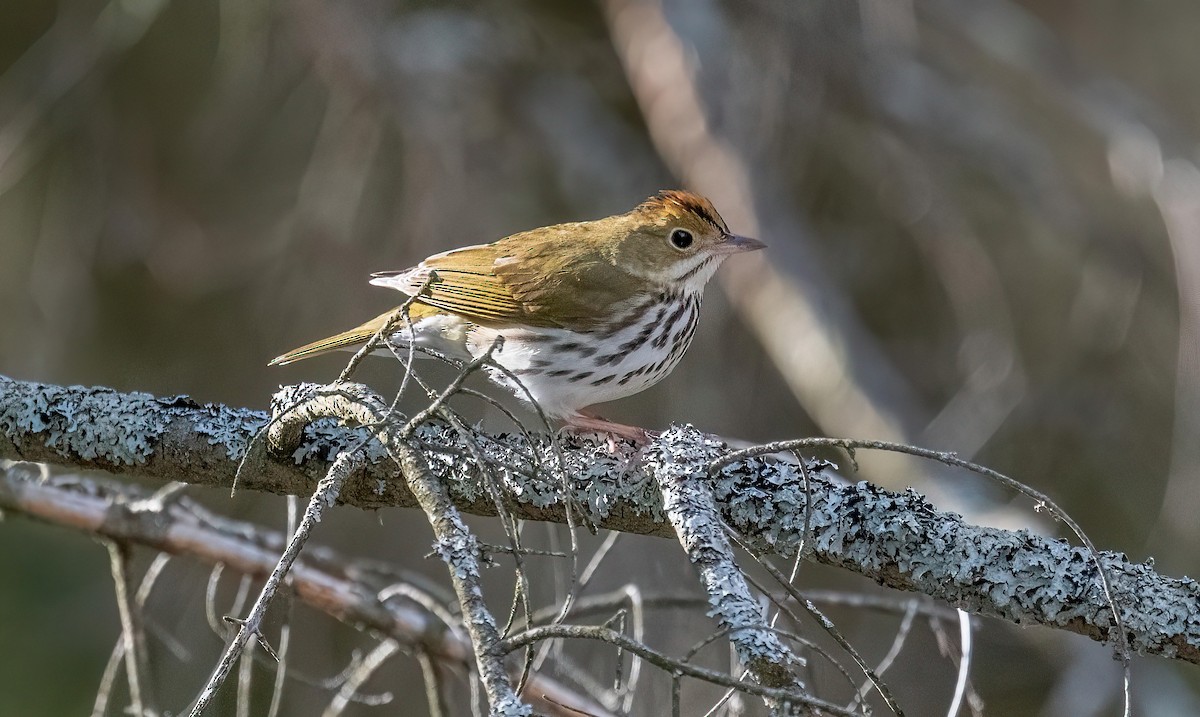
[1,0,1197,714]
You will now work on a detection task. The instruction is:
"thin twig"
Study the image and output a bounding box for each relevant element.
[188,448,367,715]
[267,495,300,717]
[106,540,157,717]
[322,639,400,717]
[851,601,919,710]
[236,638,255,717]
[726,527,903,716]
[497,624,853,716]
[417,649,450,717]
[93,552,170,717]
[946,610,973,717]
[337,274,437,383]
[713,437,1131,683]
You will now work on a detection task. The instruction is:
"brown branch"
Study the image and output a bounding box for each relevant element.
[0,464,615,717]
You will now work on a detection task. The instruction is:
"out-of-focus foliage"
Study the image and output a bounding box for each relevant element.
[1,0,1197,714]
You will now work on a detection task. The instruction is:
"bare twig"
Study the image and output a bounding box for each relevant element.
[497,623,853,716]
[105,540,158,717]
[92,553,172,717]
[854,600,920,709]
[267,496,300,717]
[416,649,450,717]
[188,447,367,714]
[725,527,904,716]
[946,610,973,717]
[323,639,400,717]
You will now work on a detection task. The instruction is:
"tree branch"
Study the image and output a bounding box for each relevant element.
[648,428,806,706]
[2,375,1197,665]
[263,381,531,715]
[0,464,614,717]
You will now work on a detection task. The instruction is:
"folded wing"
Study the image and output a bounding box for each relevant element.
[370,227,628,330]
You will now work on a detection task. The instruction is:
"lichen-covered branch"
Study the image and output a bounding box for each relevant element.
[3,375,1199,665]
[264,382,531,716]
[647,427,806,709]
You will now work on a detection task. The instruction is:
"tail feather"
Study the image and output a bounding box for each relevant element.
[268,311,394,366]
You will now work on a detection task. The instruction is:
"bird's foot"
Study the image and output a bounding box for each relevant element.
[560,413,658,454]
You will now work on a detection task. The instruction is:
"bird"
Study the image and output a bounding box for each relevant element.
[269,190,765,442]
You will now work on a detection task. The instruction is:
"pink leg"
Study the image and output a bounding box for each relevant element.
[562,411,657,449]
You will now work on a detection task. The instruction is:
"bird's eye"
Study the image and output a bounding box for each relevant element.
[669,228,694,250]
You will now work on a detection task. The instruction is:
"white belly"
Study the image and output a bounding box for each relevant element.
[468,293,701,418]
[384,294,701,419]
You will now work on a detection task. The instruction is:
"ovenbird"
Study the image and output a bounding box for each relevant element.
[269,190,764,440]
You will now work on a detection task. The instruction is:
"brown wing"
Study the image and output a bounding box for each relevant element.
[370,222,630,330]
[267,304,441,365]
[370,243,528,323]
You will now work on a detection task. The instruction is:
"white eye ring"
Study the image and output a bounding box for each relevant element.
[669,228,694,250]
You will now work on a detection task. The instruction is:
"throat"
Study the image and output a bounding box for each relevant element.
[675,256,718,287]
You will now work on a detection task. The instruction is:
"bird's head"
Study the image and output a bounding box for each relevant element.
[610,190,764,291]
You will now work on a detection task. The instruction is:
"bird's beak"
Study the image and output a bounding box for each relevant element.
[714,233,766,254]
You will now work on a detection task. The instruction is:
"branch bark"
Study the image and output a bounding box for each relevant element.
[0,464,613,717]
[2,375,1198,666]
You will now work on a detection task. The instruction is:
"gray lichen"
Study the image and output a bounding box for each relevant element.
[413,424,666,525]
[0,380,169,466]
[645,425,803,689]
[0,377,272,468]
[3,375,1199,664]
[193,402,268,460]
